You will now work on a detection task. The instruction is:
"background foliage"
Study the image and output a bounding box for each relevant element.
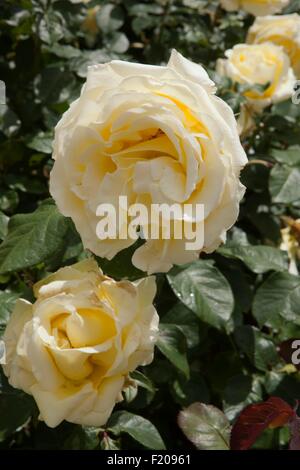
[1,0,300,450]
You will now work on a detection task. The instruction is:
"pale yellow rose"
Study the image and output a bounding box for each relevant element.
[217,43,296,110]
[1,259,158,428]
[220,0,290,16]
[49,50,247,274]
[247,14,300,78]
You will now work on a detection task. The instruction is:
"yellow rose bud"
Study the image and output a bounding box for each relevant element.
[1,259,158,428]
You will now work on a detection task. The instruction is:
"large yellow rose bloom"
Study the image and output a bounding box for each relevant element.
[1,259,158,428]
[49,50,247,274]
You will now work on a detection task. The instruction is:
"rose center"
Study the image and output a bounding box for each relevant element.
[51,308,116,349]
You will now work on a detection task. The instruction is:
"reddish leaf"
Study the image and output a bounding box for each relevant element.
[231,397,295,450]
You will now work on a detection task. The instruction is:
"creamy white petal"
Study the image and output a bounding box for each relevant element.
[2,261,158,427]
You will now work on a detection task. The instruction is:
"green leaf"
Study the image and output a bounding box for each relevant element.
[38,9,65,45]
[218,245,288,274]
[60,221,83,264]
[123,381,138,403]
[0,200,74,274]
[36,67,76,105]
[0,190,19,214]
[0,212,9,241]
[226,227,249,247]
[265,371,300,405]
[96,4,124,33]
[156,324,190,378]
[271,147,300,167]
[126,371,156,410]
[178,402,231,450]
[46,44,81,59]
[107,32,129,53]
[0,291,19,335]
[223,374,263,421]
[171,373,210,407]
[253,272,300,327]
[26,131,53,154]
[220,265,253,314]
[96,240,145,281]
[0,106,20,137]
[167,260,234,332]
[163,303,202,349]
[269,164,300,204]
[0,370,34,442]
[108,411,165,450]
[128,3,164,15]
[130,370,156,395]
[234,326,279,372]
[63,426,100,450]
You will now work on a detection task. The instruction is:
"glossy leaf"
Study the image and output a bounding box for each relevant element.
[218,245,288,274]
[108,411,165,450]
[167,260,234,331]
[253,272,300,327]
[178,403,231,450]
[231,397,294,450]
[0,200,75,273]
[156,324,189,378]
